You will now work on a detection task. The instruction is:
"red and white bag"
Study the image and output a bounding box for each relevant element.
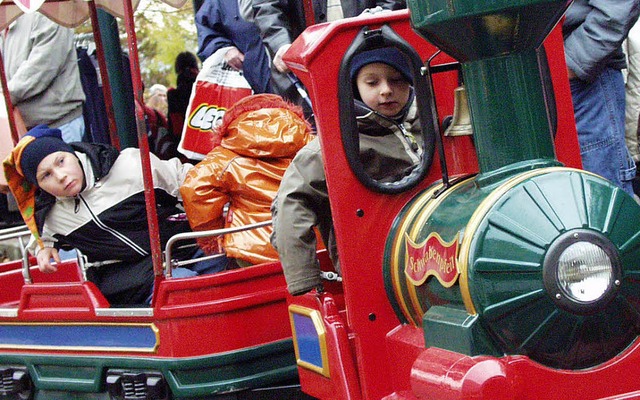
[178,50,253,160]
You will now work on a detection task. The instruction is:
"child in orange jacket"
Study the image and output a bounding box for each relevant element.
[180,93,313,269]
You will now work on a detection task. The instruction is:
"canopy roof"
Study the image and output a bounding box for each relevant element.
[0,0,188,30]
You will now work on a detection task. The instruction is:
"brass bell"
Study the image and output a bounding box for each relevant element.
[444,85,473,137]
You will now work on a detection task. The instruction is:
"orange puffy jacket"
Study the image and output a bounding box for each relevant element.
[180,94,313,265]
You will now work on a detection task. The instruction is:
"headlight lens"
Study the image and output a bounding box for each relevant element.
[557,242,613,303]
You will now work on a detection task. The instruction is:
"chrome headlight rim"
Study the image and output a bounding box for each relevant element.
[543,229,622,315]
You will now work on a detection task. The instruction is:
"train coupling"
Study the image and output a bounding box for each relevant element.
[105,369,169,400]
[0,366,32,399]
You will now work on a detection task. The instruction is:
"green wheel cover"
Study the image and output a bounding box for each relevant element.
[467,169,640,369]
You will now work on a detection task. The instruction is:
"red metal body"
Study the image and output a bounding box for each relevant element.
[0,253,298,398]
[0,258,292,358]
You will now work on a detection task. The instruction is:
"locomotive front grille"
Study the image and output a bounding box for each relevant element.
[121,373,148,399]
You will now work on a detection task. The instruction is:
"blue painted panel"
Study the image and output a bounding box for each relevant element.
[0,324,157,351]
[293,314,322,368]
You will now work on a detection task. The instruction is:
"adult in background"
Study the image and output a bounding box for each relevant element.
[147,84,169,116]
[624,20,640,196]
[243,0,406,113]
[245,0,407,74]
[0,12,86,143]
[196,0,272,95]
[167,52,200,139]
[563,0,640,196]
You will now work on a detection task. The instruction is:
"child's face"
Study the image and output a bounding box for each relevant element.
[356,63,411,118]
[35,151,84,197]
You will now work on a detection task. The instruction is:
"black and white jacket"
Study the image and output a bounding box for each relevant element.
[31,143,193,304]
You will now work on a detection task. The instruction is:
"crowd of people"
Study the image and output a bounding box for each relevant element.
[2,0,640,305]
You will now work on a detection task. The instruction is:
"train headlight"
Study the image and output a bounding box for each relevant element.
[556,242,613,303]
[544,230,621,315]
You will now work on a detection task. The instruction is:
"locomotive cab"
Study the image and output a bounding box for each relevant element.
[337,24,436,194]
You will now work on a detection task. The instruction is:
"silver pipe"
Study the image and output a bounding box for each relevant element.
[164,220,272,277]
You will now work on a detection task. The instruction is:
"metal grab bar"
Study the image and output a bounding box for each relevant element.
[0,225,32,284]
[18,236,31,284]
[163,220,273,277]
[0,225,30,241]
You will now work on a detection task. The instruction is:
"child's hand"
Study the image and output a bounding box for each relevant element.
[36,247,60,273]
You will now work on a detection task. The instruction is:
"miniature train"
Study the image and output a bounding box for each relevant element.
[1,0,640,399]
[0,1,306,399]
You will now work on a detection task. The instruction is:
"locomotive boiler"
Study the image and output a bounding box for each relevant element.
[385,0,640,371]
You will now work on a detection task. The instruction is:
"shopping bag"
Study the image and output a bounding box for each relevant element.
[178,52,253,160]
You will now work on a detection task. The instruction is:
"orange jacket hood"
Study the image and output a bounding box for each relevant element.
[215,93,313,158]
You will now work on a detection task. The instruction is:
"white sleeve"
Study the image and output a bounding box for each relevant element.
[149,152,194,202]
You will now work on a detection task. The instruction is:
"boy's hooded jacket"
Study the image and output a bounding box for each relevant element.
[355,89,422,182]
[180,93,312,265]
[271,90,422,295]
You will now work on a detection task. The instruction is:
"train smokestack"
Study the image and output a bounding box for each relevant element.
[408,0,572,176]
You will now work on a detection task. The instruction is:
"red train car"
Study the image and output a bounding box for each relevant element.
[0,225,306,399]
[0,1,305,399]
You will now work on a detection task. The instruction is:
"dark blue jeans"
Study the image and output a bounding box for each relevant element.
[570,67,636,195]
[172,249,229,277]
[147,250,229,304]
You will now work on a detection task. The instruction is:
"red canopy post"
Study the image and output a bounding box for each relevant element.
[121,0,164,282]
[302,0,316,27]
